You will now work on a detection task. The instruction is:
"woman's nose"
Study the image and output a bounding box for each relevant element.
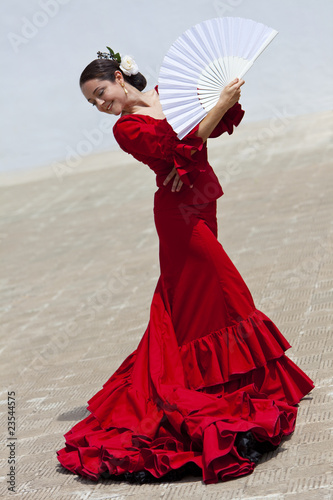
[96,98,105,111]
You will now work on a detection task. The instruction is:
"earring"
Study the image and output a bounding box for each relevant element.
[121,82,128,95]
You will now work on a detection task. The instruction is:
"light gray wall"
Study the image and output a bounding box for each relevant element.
[1,0,332,172]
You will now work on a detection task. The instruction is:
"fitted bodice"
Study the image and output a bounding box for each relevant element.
[113,100,245,210]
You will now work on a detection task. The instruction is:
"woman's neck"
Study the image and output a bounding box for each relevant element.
[121,87,166,120]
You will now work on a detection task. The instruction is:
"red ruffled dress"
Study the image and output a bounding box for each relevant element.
[57,95,314,484]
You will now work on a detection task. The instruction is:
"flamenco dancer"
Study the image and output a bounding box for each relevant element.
[57,49,314,484]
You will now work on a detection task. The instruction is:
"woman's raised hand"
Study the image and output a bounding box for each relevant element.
[218,78,245,110]
[195,78,245,143]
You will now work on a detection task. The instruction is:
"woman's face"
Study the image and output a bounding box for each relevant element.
[81,74,126,115]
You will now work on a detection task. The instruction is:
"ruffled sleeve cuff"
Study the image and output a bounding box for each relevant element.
[163,124,206,186]
[209,103,245,138]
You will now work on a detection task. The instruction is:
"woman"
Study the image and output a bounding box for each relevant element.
[57,50,314,485]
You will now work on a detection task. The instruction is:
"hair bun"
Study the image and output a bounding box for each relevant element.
[80,58,147,92]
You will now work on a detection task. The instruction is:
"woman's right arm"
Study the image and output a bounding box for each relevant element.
[195,78,245,144]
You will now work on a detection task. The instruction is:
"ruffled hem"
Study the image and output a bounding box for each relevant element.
[57,380,301,484]
[57,307,314,484]
[179,309,290,389]
[179,309,314,405]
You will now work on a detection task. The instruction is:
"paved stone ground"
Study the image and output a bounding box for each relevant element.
[1,110,332,499]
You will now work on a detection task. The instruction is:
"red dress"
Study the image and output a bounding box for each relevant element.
[57,98,314,484]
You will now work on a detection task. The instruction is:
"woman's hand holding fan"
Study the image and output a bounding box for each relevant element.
[195,77,245,143]
[218,77,244,110]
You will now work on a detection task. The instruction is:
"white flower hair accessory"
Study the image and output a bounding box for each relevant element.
[119,55,139,76]
[97,47,139,77]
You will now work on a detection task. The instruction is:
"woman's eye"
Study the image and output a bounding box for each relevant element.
[90,89,103,106]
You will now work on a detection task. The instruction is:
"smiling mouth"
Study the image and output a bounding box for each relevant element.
[107,102,113,111]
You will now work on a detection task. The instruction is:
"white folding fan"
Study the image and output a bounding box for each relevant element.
[158,17,278,139]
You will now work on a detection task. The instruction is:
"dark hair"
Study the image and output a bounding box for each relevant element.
[79,58,147,91]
